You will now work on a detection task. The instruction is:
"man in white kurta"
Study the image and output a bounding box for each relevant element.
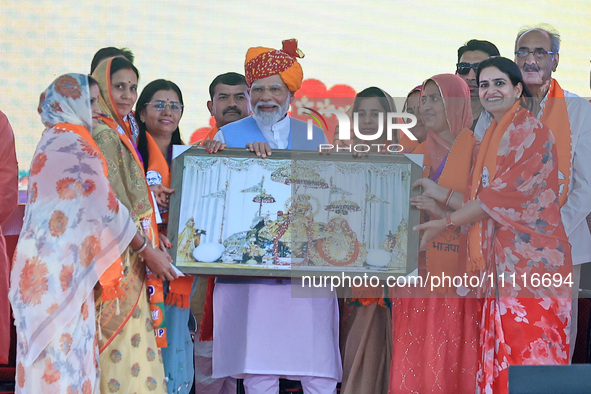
[206,39,342,394]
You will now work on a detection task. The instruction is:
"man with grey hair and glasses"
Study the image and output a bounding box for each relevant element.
[514,25,591,363]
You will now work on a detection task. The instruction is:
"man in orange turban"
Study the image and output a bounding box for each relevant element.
[206,40,341,394]
[204,39,327,155]
[244,38,304,92]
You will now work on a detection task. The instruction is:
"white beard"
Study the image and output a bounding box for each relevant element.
[253,96,290,127]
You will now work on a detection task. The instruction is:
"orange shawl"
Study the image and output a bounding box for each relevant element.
[540,79,572,207]
[145,133,194,308]
[423,129,475,294]
[467,101,521,271]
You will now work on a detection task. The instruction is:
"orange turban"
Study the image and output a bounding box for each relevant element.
[245,39,305,92]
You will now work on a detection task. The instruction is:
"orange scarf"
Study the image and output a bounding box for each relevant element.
[56,122,125,301]
[146,133,171,189]
[424,128,475,294]
[145,133,194,308]
[539,79,572,207]
[467,101,522,272]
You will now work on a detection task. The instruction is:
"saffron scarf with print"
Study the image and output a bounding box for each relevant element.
[467,101,521,272]
[145,132,194,308]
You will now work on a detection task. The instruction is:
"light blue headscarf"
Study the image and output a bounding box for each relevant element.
[38,73,92,130]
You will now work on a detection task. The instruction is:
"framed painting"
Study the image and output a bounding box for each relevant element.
[167,147,423,279]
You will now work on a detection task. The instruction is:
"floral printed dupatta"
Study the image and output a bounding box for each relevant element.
[8,74,136,366]
[468,101,571,392]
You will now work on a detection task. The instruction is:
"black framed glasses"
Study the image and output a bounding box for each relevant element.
[456,62,480,75]
[515,48,555,59]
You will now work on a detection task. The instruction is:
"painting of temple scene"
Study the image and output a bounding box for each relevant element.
[168,148,422,278]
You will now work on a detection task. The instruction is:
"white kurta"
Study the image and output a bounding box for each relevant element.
[212,279,342,380]
[556,91,591,266]
[211,113,341,381]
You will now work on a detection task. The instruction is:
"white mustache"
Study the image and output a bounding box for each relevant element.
[255,101,279,111]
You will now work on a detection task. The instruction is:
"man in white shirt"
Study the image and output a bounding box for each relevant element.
[514,26,591,362]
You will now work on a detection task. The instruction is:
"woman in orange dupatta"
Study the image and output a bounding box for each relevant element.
[136,79,196,394]
[92,58,178,393]
[390,74,479,393]
[9,73,159,392]
[416,57,572,393]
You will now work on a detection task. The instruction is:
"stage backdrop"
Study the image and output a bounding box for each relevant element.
[1,0,590,181]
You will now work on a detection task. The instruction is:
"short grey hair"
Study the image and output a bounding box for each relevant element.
[515,24,561,54]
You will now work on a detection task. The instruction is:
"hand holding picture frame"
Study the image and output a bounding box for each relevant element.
[168,147,423,279]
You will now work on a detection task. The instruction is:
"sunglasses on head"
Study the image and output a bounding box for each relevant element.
[456,62,480,75]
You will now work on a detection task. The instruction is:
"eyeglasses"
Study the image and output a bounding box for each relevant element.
[456,62,480,75]
[515,48,555,59]
[145,100,183,112]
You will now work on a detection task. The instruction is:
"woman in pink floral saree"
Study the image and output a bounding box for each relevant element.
[415,57,571,393]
